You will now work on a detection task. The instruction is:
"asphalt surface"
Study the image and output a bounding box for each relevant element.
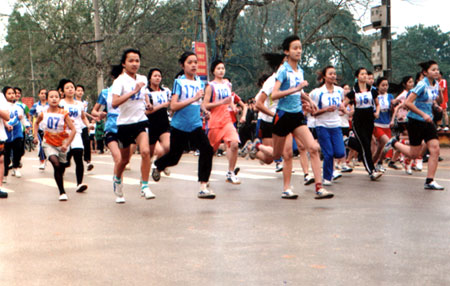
[1,149,450,285]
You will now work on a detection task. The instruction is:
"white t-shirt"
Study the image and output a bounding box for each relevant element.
[257,74,278,122]
[111,72,148,125]
[0,93,8,141]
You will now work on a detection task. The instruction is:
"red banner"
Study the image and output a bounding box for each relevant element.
[193,42,208,77]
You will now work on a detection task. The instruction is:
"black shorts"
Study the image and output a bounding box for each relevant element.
[89,134,95,141]
[407,117,438,146]
[105,132,119,146]
[117,121,148,148]
[258,120,273,139]
[148,114,170,145]
[272,110,306,137]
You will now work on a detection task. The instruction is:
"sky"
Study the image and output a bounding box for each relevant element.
[0,0,449,47]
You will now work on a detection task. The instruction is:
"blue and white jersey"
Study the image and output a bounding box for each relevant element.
[374,93,394,128]
[148,87,171,108]
[407,77,440,122]
[275,61,304,113]
[6,102,24,142]
[97,87,119,134]
[312,85,344,128]
[30,101,49,131]
[171,75,205,132]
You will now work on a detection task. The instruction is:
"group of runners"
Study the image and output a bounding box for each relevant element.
[0,35,447,202]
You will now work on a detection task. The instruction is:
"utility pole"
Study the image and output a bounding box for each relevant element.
[93,0,104,96]
[381,0,392,81]
[201,0,209,81]
[28,29,36,97]
[364,1,392,81]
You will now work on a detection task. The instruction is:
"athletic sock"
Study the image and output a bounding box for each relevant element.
[113,175,121,184]
[304,173,308,178]
[315,182,322,192]
[425,178,433,184]
[141,181,149,188]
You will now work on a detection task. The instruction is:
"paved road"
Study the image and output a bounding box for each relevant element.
[1,149,450,285]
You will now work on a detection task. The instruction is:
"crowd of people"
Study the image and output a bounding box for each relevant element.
[0,34,448,202]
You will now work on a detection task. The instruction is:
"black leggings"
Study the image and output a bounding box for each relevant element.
[48,155,66,195]
[155,127,213,182]
[82,128,91,162]
[67,148,84,185]
[4,138,22,176]
[348,109,376,174]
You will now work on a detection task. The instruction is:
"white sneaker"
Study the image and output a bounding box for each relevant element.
[141,186,155,199]
[163,168,171,176]
[323,179,332,186]
[370,172,383,181]
[332,170,342,181]
[39,161,46,170]
[226,172,241,184]
[424,181,445,190]
[115,197,126,204]
[198,189,216,199]
[304,174,315,185]
[59,193,68,201]
[444,127,449,131]
[405,164,412,175]
[14,169,21,178]
[315,188,334,199]
[113,179,123,198]
[415,159,423,171]
[76,184,88,193]
[281,189,298,199]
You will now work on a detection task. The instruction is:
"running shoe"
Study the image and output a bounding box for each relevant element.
[384,137,398,153]
[194,150,200,156]
[323,179,332,186]
[12,169,21,178]
[113,179,123,198]
[198,189,216,199]
[115,197,126,204]
[332,170,342,181]
[281,189,298,199]
[141,186,156,199]
[444,126,449,131]
[388,160,401,170]
[424,181,444,190]
[275,162,283,173]
[240,140,253,158]
[59,193,68,201]
[226,172,241,185]
[163,168,171,176]
[405,164,412,175]
[151,167,161,182]
[340,165,353,173]
[76,184,88,193]
[234,167,240,176]
[87,163,94,171]
[370,172,382,181]
[0,189,7,198]
[315,188,334,199]
[304,174,315,186]
[39,161,46,170]
[414,159,423,171]
[376,164,386,173]
[249,138,261,160]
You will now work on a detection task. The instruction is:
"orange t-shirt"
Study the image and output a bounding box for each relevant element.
[42,109,69,147]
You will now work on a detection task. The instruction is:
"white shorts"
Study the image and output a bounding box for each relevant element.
[43,142,68,163]
[70,133,84,149]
